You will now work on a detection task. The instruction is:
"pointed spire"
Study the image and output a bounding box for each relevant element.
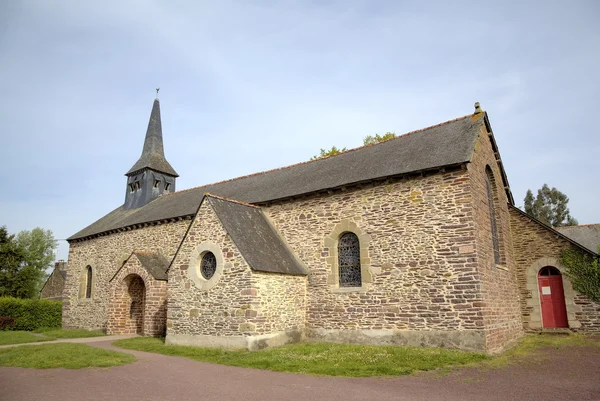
[126,97,178,177]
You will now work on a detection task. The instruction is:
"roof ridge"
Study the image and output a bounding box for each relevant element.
[205,193,260,209]
[160,113,477,199]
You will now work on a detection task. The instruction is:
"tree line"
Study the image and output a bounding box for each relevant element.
[0,226,57,299]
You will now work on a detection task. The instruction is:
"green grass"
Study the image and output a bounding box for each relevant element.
[0,331,52,345]
[33,327,106,339]
[0,329,105,345]
[0,343,135,369]
[478,333,600,369]
[113,337,488,377]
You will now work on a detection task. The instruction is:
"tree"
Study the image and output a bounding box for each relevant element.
[561,247,600,302]
[0,226,57,298]
[523,184,578,227]
[310,146,347,161]
[363,132,396,145]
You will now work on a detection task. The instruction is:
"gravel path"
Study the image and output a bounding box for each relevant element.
[0,338,599,401]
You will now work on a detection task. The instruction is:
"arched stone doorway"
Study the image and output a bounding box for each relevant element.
[108,274,147,335]
[107,252,169,337]
[525,257,581,330]
[538,266,568,328]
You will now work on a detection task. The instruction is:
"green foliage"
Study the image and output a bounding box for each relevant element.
[0,343,135,369]
[114,337,487,377]
[363,132,396,145]
[0,226,57,298]
[310,146,347,160]
[561,247,600,302]
[523,184,578,227]
[310,131,396,161]
[0,297,62,331]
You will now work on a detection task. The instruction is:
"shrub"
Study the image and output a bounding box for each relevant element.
[561,248,600,302]
[0,317,15,330]
[0,297,61,331]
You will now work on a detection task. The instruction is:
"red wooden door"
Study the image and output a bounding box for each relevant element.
[538,266,568,328]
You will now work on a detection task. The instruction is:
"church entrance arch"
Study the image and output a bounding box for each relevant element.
[538,266,568,328]
[108,273,147,335]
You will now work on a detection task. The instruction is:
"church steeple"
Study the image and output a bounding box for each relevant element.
[124,95,178,209]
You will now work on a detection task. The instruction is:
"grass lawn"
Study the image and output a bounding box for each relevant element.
[33,327,106,339]
[477,333,600,369]
[0,331,52,346]
[114,334,600,377]
[0,343,135,369]
[113,337,488,377]
[0,328,105,345]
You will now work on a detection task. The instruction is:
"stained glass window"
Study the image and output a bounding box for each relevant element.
[338,232,361,287]
[201,252,217,280]
[85,266,92,298]
[486,172,501,264]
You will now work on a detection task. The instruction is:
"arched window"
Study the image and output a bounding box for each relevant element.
[338,232,361,287]
[200,252,217,280]
[485,168,501,264]
[85,266,93,299]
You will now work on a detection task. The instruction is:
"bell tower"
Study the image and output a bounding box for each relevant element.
[124,93,178,209]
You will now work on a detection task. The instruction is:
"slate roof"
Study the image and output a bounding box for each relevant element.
[206,195,307,275]
[69,112,495,241]
[556,224,600,253]
[110,252,170,281]
[126,99,178,177]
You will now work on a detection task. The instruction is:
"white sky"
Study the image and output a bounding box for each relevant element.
[1,0,599,261]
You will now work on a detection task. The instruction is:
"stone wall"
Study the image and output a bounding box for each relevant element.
[106,255,168,337]
[63,220,188,331]
[251,271,306,338]
[265,164,490,351]
[166,199,307,350]
[40,261,67,300]
[509,207,600,331]
[467,118,523,353]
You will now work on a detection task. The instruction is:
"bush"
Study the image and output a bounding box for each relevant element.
[561,248,600,302]
[0,297,61,331]
[0,317,15,330]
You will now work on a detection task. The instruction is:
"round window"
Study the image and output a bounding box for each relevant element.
[200,252,217,280]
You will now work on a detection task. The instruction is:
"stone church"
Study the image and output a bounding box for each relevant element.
[61,97,600,354]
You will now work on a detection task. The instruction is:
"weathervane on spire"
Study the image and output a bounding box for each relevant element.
[155,87,160,99]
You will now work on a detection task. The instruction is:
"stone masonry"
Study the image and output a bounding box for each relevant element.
[106,253,168,337]
[510,208,600,332]
[63,220,188,331]
[166,198,306,350]
[467,118,523,353]
[265,166,488,351]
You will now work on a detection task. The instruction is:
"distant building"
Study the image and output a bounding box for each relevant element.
[60,98,600,353]
[40,261,67,301]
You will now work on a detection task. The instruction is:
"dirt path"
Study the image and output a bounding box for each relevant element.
[0,339,599,401]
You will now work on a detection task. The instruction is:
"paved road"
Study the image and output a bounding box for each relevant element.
[1,339,599,401]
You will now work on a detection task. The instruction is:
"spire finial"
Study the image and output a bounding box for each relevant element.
[155,87,160,99]
[474,102,482,114]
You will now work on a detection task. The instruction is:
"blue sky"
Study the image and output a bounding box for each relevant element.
[1,1,599,261]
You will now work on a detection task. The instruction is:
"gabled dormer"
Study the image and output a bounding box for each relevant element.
[124,96,178,209]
